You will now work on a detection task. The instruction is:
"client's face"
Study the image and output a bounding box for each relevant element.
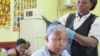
[47,30,67,55]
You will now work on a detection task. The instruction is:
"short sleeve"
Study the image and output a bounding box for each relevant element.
[58,13,70,26]
[88,17,100,41]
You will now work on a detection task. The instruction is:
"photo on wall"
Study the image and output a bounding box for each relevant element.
[13,0,37,31]
[0,0,10,27]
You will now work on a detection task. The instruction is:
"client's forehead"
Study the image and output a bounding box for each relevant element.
[55,30,66,34]
[53,30,67,37]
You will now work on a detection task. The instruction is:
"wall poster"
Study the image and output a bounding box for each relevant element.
[0,0,10,27]
[13,0,37,31]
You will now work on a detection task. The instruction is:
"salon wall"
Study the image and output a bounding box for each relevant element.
[92,1,100,16]
[0,0,58,42]
[0,0,19,42]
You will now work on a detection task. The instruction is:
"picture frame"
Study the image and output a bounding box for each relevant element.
[13,0,37,31]
[0,0,10,27]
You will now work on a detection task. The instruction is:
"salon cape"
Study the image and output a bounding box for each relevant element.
[31,46,70,56]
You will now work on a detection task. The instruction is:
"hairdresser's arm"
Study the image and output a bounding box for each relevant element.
[66,28,98,48]
[74,33,98,47]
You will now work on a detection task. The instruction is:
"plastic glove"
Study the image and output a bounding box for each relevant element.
[51,20,75,39]
[65,28,75,54]
[66,28,75,39]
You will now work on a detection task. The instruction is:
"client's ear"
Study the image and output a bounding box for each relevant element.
[45,35,49,42]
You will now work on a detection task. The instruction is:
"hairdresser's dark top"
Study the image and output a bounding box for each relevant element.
[58,12,100,56]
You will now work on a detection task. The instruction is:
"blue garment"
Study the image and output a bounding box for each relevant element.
[31,46,70,56]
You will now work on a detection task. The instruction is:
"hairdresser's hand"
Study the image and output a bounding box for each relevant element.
[51,20,75,39]
[66,28,75,39]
